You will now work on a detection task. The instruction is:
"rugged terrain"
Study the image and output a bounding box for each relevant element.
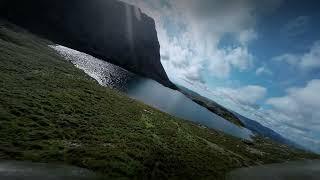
[0,21,319,179]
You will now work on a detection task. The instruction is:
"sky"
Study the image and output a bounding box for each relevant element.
[120,0,320,153]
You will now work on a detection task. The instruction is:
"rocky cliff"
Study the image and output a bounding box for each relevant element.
[0,0,175,88]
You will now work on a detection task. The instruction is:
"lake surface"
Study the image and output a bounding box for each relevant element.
[51,45,253,140]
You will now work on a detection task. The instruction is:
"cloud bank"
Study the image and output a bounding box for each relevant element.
[266,79,320,152]
[273,40,320,71]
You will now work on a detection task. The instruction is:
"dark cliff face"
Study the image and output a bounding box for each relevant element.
[0,0,175,88]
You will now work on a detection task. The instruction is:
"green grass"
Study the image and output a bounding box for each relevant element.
[0,20,319,179]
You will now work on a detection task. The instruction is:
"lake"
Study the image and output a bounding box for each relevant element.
[51,45,253,140]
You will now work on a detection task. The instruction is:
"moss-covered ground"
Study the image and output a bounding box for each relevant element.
[0,20,319,179]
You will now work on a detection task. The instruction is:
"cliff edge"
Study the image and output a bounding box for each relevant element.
[0,0,175,88]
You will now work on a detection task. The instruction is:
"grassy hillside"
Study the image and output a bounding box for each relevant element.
[0,20,319,179]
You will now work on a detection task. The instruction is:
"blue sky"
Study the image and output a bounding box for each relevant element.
[122,0,320,152]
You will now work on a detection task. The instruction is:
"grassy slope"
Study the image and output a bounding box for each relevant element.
[0,21,319,179]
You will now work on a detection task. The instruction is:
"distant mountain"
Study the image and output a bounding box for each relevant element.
[177,85,306,150]
[177,85,245,127]
[233,111,307,150]
[0,0,176,89]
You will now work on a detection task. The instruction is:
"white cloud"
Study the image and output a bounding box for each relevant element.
[255,66,273,76]
[209,46,253,78]
[265,79,320,152]
[238,29,258,45]
[273,53,300,66]
[120,0,282,82]
[273,40,320,71]
[266,81,319,136]
[226,47,254,71]
[300,41,320,69]
[209,59,231,79]
[267,79,320,121]
[217,85,267,106]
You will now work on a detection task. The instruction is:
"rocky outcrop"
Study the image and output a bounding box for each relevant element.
[0,0,175,88]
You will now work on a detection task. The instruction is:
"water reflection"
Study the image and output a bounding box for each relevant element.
[50,45,135,90]
[51,45,253,140]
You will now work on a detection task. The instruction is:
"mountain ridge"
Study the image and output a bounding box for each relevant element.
[177,85,308,151]
[233,112,308,151]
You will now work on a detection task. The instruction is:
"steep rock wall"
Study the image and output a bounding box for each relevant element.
[0,0,175,88]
